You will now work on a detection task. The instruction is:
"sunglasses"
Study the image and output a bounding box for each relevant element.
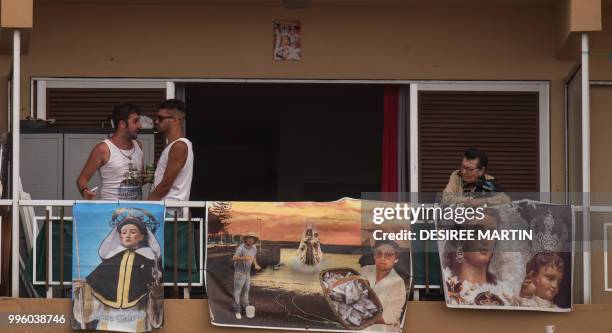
[459,165,481,172]
[374,251,396,259]
[154,115,176,121]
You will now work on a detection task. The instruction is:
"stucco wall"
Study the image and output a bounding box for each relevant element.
[0,2,576,191]
[1,298,611,333]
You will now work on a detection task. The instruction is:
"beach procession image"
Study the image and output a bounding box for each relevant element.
[205,199,412,332]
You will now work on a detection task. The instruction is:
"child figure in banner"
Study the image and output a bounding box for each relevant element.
[72,209,163,332]
[519,252,564,309]
[231,231,262,320]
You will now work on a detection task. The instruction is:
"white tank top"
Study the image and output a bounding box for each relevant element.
[99,139,144,200]
[153,138,193,201]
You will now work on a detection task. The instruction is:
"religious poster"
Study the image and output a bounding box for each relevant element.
[72,202,165,332]
[273,20,301,61]
[205,198,412,332]
[436,200,573,312]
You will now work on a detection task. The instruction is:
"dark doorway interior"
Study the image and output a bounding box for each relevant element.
[185,83,384,202]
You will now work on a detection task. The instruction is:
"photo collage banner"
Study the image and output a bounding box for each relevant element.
[205,198,412,333]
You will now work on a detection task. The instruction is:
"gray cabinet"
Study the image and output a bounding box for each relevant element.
[63,134,107,200]
[21,132,155,200]
[21,134,63,200]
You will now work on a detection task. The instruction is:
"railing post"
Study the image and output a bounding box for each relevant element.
[581,32,591,304]
[11,29,21,297]
[173,210,178,294]
[186,210,192,298]
[45,208,51,298]
[424,238,429,296]
[59,207,65,293]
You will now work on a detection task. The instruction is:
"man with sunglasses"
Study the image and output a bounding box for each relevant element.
[360,240,407,331]
[441,148,510,206]
[148,99,193,207]
[148,99,195,296]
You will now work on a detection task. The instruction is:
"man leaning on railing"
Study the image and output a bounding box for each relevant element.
[146,99,196,295]
[147,99,194,217]
[441,148,510,206]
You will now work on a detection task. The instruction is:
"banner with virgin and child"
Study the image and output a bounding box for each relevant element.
[436,199,573,312]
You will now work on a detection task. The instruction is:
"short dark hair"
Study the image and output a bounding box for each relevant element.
[112,103,140,128]
[116,217,148,236]
[463,148,488,169]
[526,252,564,277]
[158,99,187,116]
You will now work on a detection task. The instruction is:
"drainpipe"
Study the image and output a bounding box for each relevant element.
[581,32,591,305]
[11,29,21,297]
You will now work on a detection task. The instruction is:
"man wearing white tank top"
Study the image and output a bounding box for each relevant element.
[148,99,193,206]
[77,103,144,200]
[149,99,195,290]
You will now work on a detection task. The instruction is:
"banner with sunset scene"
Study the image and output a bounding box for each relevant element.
[205,198,412,333]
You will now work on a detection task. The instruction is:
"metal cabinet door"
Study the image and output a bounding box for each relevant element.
[20,134,63,199]
[63,133,107,200]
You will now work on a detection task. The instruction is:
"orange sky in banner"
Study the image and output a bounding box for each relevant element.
[220,199,364,246]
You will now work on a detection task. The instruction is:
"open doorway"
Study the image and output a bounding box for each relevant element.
[184,83,384,202]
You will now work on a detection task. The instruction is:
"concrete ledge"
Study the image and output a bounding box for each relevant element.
[1,0,33,28]
[0,299,611,333]
[570,0,602,32]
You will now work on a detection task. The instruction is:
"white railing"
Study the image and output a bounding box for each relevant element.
[11,199,612,301]
[19,200,206,299]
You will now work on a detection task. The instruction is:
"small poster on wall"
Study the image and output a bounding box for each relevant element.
[273,20,301,61]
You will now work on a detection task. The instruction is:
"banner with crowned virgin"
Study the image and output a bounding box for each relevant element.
[72,202,165,332]
[437,199,573,312]
[205,198,412,332]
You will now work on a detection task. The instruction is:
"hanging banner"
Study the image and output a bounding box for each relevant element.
[205,198,412,332]
[437,200,573,312]
[72,202,165,332]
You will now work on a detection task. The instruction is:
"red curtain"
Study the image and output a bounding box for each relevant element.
[381,86,399,193]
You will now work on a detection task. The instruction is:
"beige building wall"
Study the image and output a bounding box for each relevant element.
[569,0,602,31]
[591,212,612,304]
[589,3,612,192]
[0,0,609,305]
[572,1,610,193]
[587,3,612,300]
[0,2,577,192]
[590,86,612,193]
[1,299,612,333]
[0,0,33,28]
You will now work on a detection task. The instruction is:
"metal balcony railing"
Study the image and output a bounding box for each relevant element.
[19,200,206,299]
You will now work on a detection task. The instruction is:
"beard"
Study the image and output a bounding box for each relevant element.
[155,124,167,134]
[127,131,139,140]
